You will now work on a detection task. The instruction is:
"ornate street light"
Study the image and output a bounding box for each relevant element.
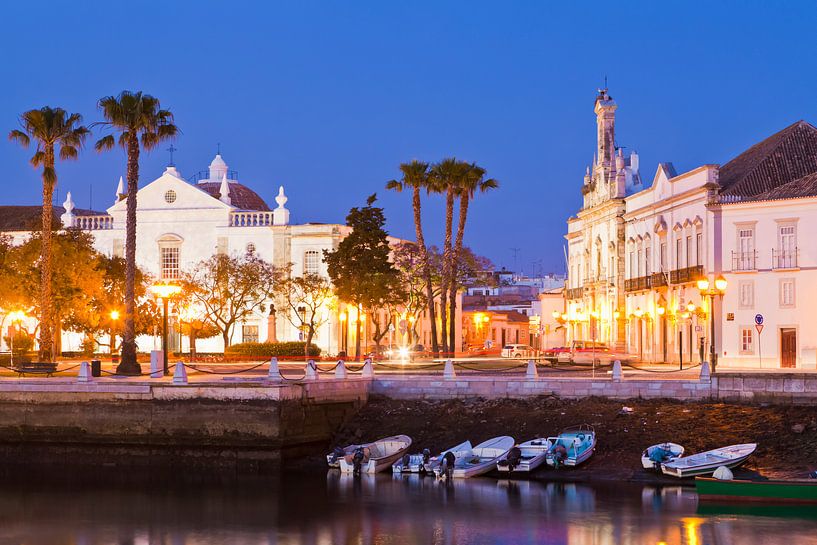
[697,275,727,372]
[109,309,121,361]
[150,282,182,375]
[7,310,26,366]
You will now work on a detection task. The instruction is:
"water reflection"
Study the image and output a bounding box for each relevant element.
[0,473,815,544]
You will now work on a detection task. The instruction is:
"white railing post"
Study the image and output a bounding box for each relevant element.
[526,359,538,380]
[362,358,374,378]
[443,359,456,379]
[335,359,347,379]
[612,360,622,382]
[172,361,188,385]
[305,359,319,380]
[150,350,163,379]
[268,357,282,380]
[78,361,92,383]
[700,361,711,382]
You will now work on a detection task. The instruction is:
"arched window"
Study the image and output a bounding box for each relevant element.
[304,250,320,275]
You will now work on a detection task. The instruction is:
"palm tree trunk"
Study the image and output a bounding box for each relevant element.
[449,195,469,355]
[412,187,438,353]
[440,188,455,355]
[117,134,141,374]
[38,149,54,362]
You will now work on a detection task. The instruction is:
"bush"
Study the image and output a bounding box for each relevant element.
[225,341,321,357]
[3,332,34,358]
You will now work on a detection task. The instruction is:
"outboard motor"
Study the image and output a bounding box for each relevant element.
[442,451,456,480]
[506,446,522,472]
[352,447,365,476]
[329,446,345,465]
[420,448,431,475]
[400,453,411,472]
[551,445,568,468]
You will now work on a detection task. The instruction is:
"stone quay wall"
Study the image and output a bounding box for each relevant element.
[714,373,817,404]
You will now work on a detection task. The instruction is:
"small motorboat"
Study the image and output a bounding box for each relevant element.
[338,435,412,474]
[497,438,553,474]
[392,449,432,474]
[641,442,685,470]
[661,443,757,478]
[435,436,514,479]
[327,443,369,469]
[545,425,596,468]
[695,476,817,504]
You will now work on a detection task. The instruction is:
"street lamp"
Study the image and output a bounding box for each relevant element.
[7,310,26,366]
[150,282,182,375]
[109,310,120,361]
[697,275,727,372]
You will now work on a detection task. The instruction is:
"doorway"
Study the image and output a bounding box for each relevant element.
[781,328,797,368]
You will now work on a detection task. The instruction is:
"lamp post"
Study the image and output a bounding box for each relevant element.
[150,282,182,376]
[7,311,26,366]
[697,275,728,372]
[109,310,120,362]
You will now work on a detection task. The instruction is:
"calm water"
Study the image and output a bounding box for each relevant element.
[0,472,816,545]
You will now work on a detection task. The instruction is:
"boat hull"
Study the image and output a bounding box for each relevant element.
[696,477,817,504]
[641,443,685,470]
[338,435,412,474]
[661,443,756,478]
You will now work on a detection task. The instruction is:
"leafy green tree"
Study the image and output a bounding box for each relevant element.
[184,254,277,349]
[324,194,405,359]
[391,242,429,344]
[386,161,439,353]
[8,107,89,361]
[93,91,178,374]
[273,267,334,359]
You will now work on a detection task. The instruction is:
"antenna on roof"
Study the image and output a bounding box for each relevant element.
[604,75,608,89]
[510,247,521,274]
[167,144,177,166]
[217,142,221,155]
[89,184,93,210]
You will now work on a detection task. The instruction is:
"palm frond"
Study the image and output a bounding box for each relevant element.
[8,129,30,147]
[30,150,45,167]
[60,146,79,161]
[42,166,56,187]
[94,134,116,152]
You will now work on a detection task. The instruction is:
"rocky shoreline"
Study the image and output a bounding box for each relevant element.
[305,395,817,482]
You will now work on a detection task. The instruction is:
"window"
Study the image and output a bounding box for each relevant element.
[637,248,643,277]
[629,251,635,278]
[696,232,703,266]
[304,250,320,275]
[740,327,754,354]
[737,227,755,270]
[645,247,651,276]
[246,242,256,256]
[780,278,795,308]
[686,236,692,267]
[242,325,259,343]
[660,242,667,272]
[778,224,796,268]
[161,246,179,280]
[676,239,683,269]
[738,280,754,309]
[164,190,177,204]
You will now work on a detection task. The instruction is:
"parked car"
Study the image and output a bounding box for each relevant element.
[542,345,571,364]
[551,340,630,365]
[500,344,537,358]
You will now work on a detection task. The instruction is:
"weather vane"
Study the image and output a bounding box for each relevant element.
[167,144,177,166]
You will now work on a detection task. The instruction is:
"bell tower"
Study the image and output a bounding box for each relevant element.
[594,88,617,185]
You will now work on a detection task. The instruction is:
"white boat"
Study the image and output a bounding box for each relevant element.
[661,443,757,478]
[392,452,428,474]
[338,435,412,474]
[435,436,514,479]
[497,438,553,473]
[327,443,369,468]
[393,441,472,474]
[545,425,596,468]
[641,442,685,470]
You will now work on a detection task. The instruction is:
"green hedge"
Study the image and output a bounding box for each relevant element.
[225,341,321,357]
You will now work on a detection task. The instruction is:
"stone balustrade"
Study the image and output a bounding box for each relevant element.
[73,215,114,230]
[229,211,274,227]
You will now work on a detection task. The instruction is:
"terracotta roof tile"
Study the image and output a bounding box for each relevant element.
[750,171,817,201]
[196,182,270,211]
[719,120,817,197]
[0,205,106,232]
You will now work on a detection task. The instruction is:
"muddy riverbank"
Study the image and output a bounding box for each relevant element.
[307,395,817,482]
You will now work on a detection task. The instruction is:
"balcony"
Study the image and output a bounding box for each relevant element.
[651,272,668,288]
[566,287,584,300]
[669,265,704,284]
[772,248,798,270]
[229,211,275,227]
[624,276,651,293]
[73,215,114,230]
[731,251,757,272]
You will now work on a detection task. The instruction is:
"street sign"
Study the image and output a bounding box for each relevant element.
[756,324,764,334]
[755,314,764,326]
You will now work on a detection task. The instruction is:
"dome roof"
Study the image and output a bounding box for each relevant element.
[209,153,227,168]
[197,182,270,211]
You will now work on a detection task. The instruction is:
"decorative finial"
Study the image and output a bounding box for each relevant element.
[219,173,231,206]
[115,176,125,203]
[60,192,76,227]
[273,186,290,226]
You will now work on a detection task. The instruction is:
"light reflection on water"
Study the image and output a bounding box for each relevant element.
[0,472,815,544]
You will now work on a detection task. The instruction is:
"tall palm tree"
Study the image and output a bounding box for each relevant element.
[429,158,467,355]
[9,107,89,362]
[93,91,177,375]
[448,163,498,352]
[386,160,439,353]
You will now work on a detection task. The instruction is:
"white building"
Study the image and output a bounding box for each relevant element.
[566,89,817,369]
[1,153,438,356]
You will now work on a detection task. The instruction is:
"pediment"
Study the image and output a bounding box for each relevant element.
[107,171,232,213]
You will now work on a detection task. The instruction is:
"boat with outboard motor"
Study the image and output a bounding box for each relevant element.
[695,476,817,503]
[661,443,757,478]
[497,438,553,474]
[337,435,413,474]
[641,442,685,470]
[393,440,473,475]
[545,425,596,468]
[434,436,515,479]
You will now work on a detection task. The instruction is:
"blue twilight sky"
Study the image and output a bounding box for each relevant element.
[2,1,816,274]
